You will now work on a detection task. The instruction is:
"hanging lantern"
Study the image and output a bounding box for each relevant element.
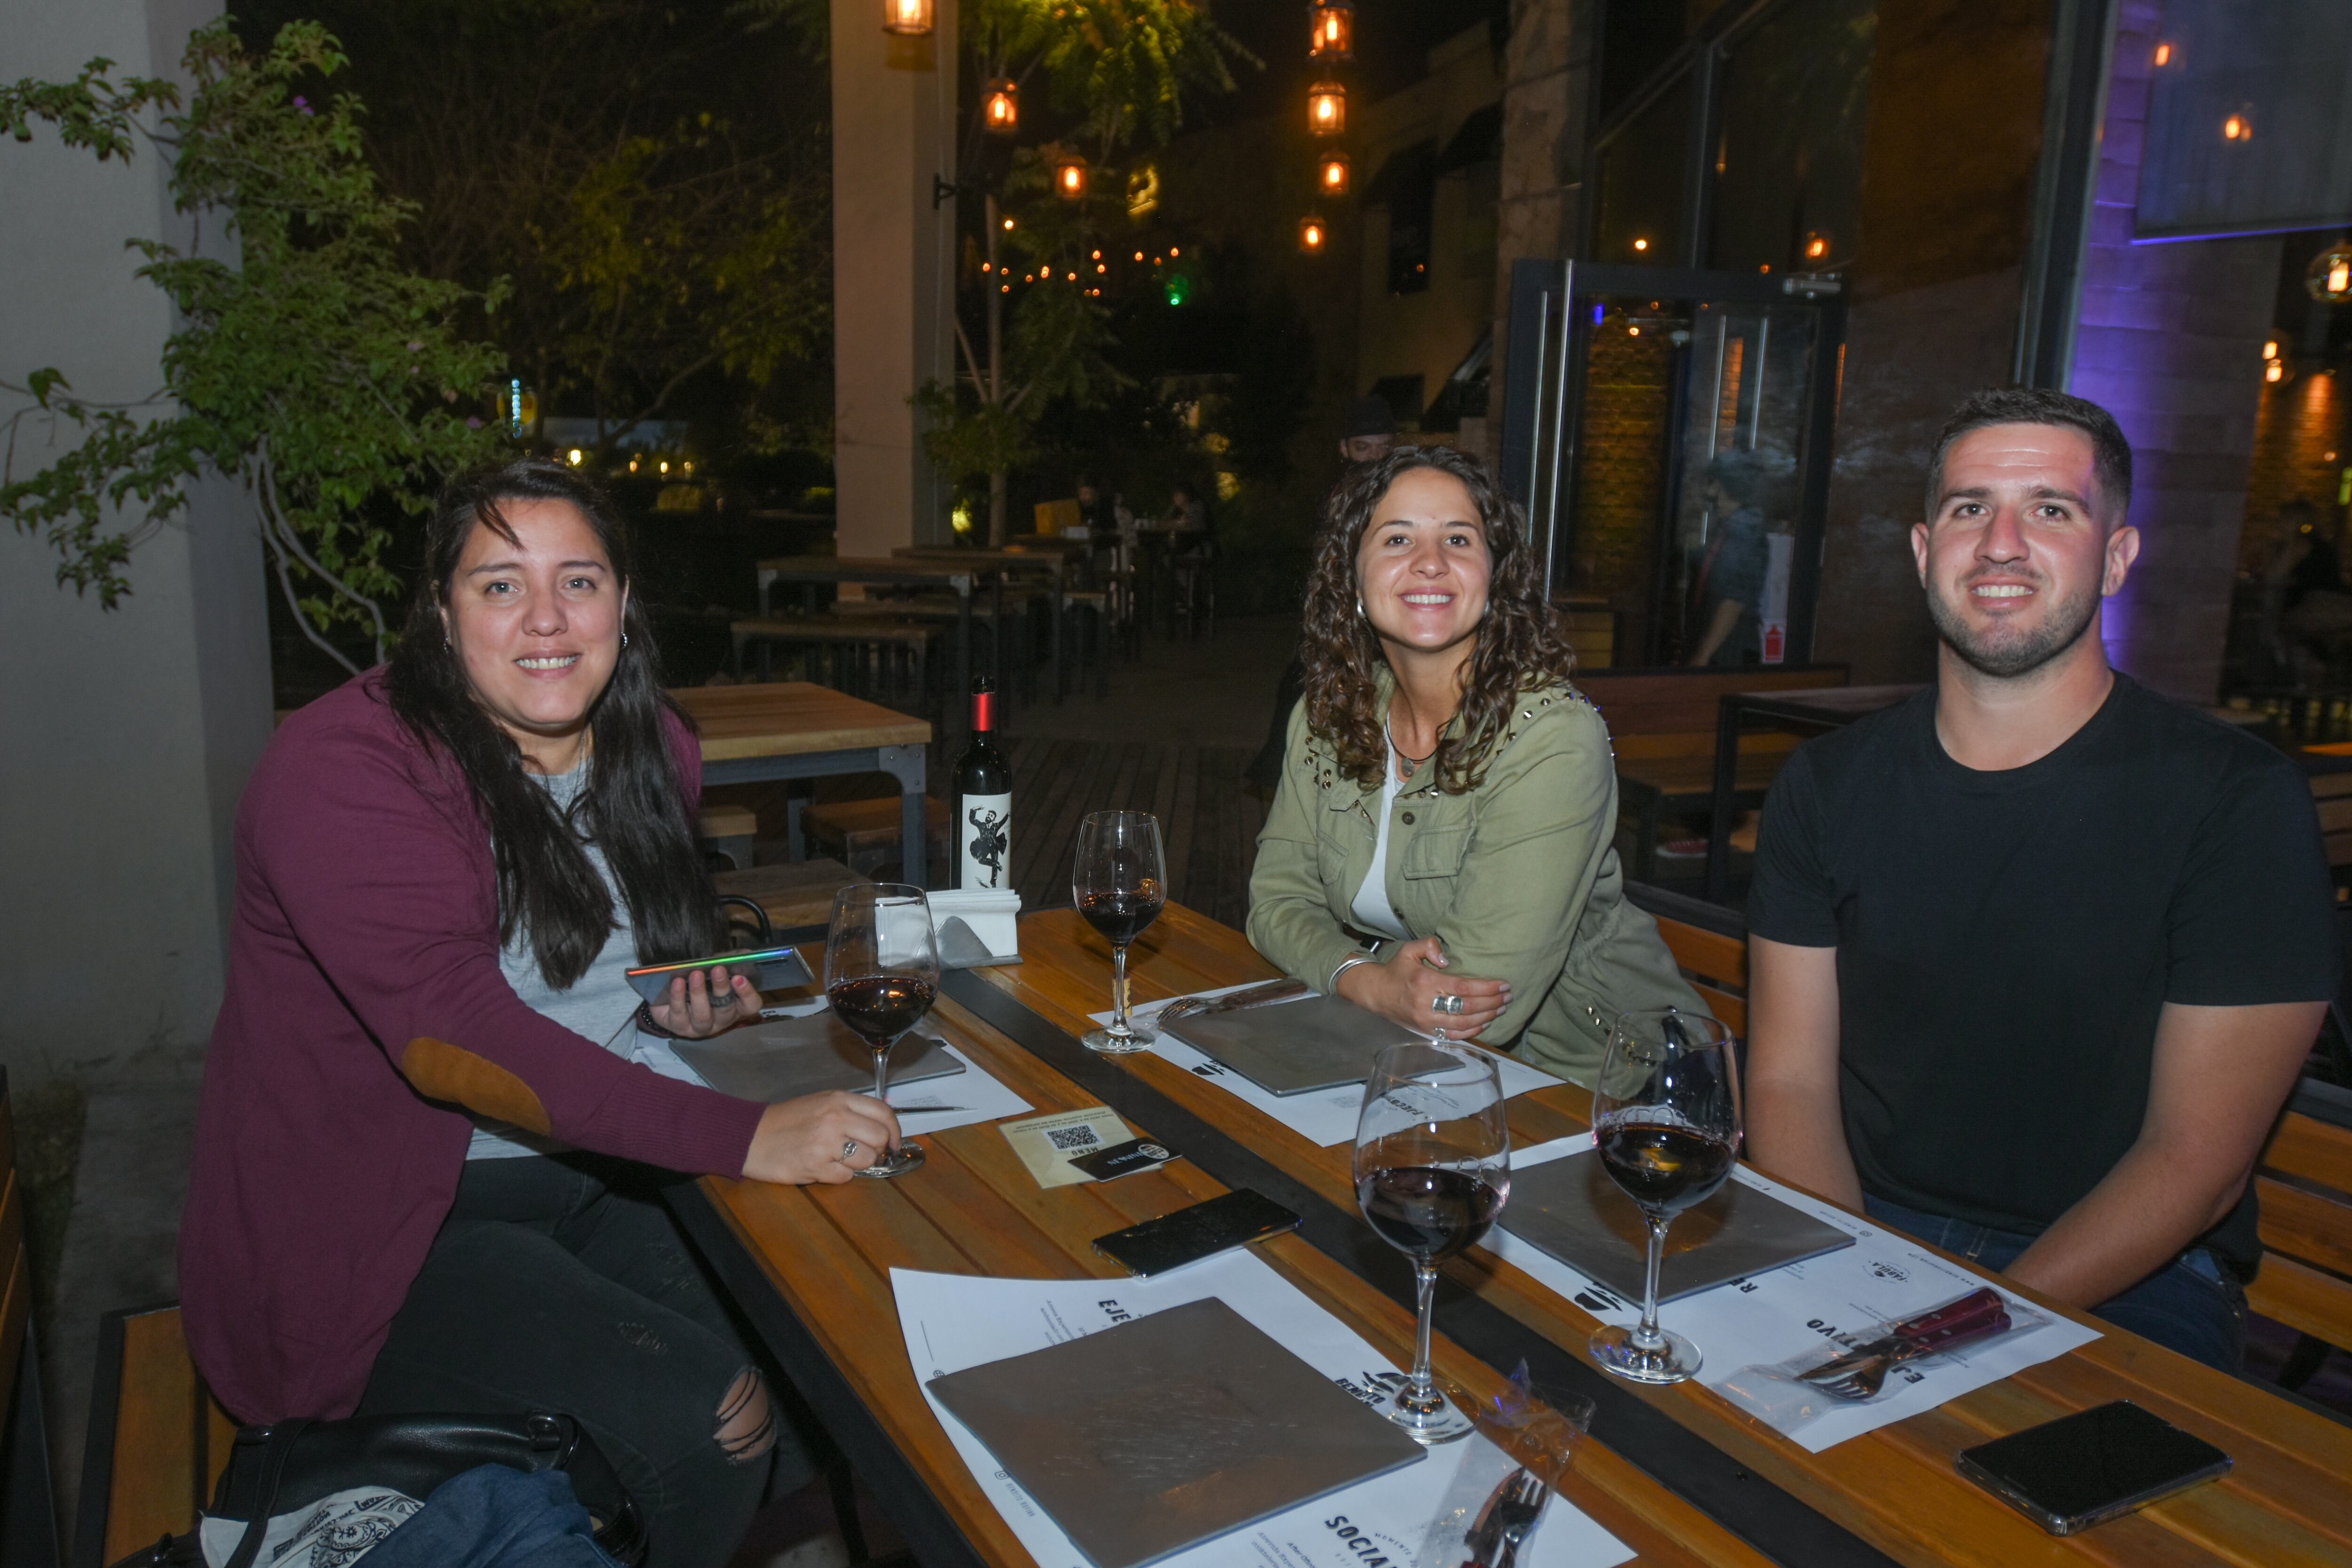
[2308,241,2352,303]
[1317,151,1351,197]
[1054,151,1088,200]
[882,0,933,35]
[1308,79,1347,137]
[1299,215,1327,254]
[983,79,1019,135]
[1310,2,1354,62]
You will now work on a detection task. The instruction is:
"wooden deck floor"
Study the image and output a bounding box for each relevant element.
[1001,738,1268,929]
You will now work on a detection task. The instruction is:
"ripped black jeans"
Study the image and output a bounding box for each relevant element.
[358,1153,814,1568]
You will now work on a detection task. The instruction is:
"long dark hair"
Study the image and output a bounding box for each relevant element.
[1300,445,1577,794]
[385,459,717,988]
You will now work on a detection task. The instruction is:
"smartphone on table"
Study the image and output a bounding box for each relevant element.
[1092,1189,1302,1277]
[1955,1400,2231,1535]
[626,946,816,1006]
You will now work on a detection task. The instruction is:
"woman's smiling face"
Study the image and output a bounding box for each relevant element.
[1356,466,1492,659]
[441,497,627,765]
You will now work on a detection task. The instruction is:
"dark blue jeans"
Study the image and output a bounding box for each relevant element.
[1861,1194,2247,1373]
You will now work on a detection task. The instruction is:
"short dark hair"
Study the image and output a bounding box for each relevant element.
[1925,387,2133,523]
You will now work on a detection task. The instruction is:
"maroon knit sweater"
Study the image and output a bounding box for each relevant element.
[180,669,766,1423]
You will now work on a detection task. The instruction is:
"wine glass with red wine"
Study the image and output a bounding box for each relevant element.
[1073,810,1167,1055]
[1588,1007,1741,1384]
[1352,1037,1510,1444]
[823,883,941,1179]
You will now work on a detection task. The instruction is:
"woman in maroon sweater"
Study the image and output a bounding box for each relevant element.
[181,460,895,1567]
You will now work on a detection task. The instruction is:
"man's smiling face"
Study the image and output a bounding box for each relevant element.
[1912,422,2139,679]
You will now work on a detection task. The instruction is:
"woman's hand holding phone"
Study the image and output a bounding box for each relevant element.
[1332,936,1510,1036]
[647,965,763,1039]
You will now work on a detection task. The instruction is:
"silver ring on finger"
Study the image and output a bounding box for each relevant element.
[1432,993,1465,1015]
[842,1139,860,1163]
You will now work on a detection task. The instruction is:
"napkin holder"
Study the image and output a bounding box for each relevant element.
[929,889,1021,968]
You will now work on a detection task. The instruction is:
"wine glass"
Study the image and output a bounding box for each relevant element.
[1353,1036,1511,1444]
[1588,1007,1741,1385]
[1073,810,1167,1054]
[823,883,941,1179]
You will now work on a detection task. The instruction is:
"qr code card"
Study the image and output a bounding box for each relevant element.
[1001,1106,1134,1188]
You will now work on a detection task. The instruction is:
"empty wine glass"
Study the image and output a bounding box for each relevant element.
[823,883,940,1179]
[1073,810,1167,1054]
[1353,1036,1511,1444]
[1588,1007,1741,1384]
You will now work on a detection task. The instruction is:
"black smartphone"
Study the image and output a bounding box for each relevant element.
[1955,1400,2231,1535]
[625,946,815,1004]
[1091,1189,1302,1277]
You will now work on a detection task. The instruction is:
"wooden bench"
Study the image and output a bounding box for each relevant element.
[76,1302,234,1568]
[2297,750,2352,883]
[801,796,951,880]
[711,857,872,939]
[1574,666,1847,880]
[695,803,759,871]
[2,1067,64,1562]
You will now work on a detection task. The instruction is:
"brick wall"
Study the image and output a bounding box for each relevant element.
[2241,370,2352,573]
[1569,326,1675,658]
[2065,0,2280,701]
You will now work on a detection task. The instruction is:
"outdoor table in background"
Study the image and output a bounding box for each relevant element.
[668,931,1776,1568]
[755,557,980,744]
[669,682,932,887]
[958,904,2352,1568]
[892,544,1067,701]
[1704,684,1926,899]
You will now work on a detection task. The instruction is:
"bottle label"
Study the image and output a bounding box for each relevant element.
[958,792,1013,889]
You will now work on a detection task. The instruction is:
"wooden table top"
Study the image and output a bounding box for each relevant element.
[972,906,2352,1568]
[757,555,978,583]
[891,545,1065,571]
[668,682,930,760]
[688,942,1774,1568]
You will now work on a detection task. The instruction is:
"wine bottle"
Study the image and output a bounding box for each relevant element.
[953,676,1012,890]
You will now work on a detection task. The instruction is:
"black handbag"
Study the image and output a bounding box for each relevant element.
[107,1412,646,1568]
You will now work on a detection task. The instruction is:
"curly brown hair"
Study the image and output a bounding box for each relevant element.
[1300,445,1578,794]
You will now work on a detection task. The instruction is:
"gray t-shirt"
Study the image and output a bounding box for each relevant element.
[468,763,703,1159]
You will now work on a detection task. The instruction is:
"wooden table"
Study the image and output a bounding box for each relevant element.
[1703,684,1924,898]
[894,545,1067,700]
[954,907,2352,1568]
[669,683,934,887]
[672,946,1776,1568]
[756,557,982,741]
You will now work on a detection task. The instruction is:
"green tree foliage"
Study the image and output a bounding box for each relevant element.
[241,0,834,462]
[919,0,1255,541]
[0,21,504,668]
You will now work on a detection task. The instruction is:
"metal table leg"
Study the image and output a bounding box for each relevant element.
[881,743,930,888]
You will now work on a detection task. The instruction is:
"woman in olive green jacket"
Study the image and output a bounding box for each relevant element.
[1247,445,1702,1085]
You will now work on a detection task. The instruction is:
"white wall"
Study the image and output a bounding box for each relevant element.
[0,0,272,1079]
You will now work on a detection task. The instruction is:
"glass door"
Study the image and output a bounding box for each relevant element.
[1500,262,1845,668]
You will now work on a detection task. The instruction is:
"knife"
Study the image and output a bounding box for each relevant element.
[1154,978,1311,1026]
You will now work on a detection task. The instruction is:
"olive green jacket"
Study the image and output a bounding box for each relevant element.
[1246,677,1706,1085]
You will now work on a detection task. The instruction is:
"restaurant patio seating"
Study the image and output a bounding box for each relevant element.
[801,795,952,880]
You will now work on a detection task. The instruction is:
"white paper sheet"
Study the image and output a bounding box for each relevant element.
[893,1252,1633,1568]
[1092,987,1565,1147]
[1482,1137,2102,1451]
[653,1013,1032,1138]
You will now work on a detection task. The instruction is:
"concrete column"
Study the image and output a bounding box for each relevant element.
[831,0,958,557]
[2066,0,2277,702]
[0,0,271,1080]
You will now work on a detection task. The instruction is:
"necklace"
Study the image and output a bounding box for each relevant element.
[1385,723,1438,775]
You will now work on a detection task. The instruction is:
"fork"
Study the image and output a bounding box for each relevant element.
[1487,1470,1550,1568]
[1797,1286,2011,1400]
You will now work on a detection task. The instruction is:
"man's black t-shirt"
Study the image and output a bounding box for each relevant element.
[1747,675,2336,1269]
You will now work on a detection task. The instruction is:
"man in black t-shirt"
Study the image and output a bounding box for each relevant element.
[1746,387,2336,1372]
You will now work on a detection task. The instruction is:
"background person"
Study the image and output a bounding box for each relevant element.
[1248,446,1702,1083]
[1744,388,2335,1371]
[182,460,897,1568]
[1687,451,1769,666]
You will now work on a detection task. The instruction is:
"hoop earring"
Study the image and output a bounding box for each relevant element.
[621,632,630,649]
[1355,596,1366,619]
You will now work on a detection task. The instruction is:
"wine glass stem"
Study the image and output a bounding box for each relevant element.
[872,1043,891,1103]
[1404,1261,1443,1414]
[1633,1212,1670,1352]
[1110,941,1132,1033]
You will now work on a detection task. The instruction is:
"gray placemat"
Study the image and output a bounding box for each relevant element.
[926,1297,1424,1568]
[1161,994,1420,1096]
[1499,1148,1856,1305]
[671,1012,964,1100]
